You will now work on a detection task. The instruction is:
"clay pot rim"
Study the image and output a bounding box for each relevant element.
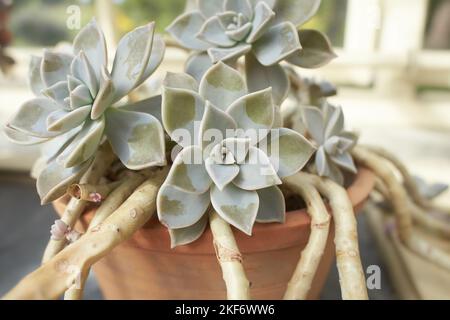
[54,168,374,254]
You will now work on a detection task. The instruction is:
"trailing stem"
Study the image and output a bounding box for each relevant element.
[353,146,450,271]
[209,211,250,300]
[409,202,450,239]
[366,145,450,215]
[67,181,121,203]
[299,173,368,299]
[64,171,149,300]
[41,143,116,264]
[374,178,450,239]
[3,167,168,300]
[282,173,330,300]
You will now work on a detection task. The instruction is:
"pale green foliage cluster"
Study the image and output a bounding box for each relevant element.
[6,19,166,204]
[5,0,360,247]
[303,103,358,185]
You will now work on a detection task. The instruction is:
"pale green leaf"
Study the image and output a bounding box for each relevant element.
[157,183,210,229]
[331,152,357,174]
[286,29,337,69]
[222,137,251,164]
[120,95,162,123]
[42,81,70,108]
[46,105,91,132]
[105,109,166,170]
[73,18,107,82]
[303,106,325,143]
[253,21,301,66]
[205,157,239,191]
[315,146,328,176]
[226,22,252,42]
[4,125,48,145]
[261,128,316,178]
[199,102,237,153]
[197,16,236,47]
[199,62,247,112]
[245,52,289,106]
[169,215,208,248]
[210,183,259,235]
[233,146,281,190]
[41,51,73,87]
[185,52,213,83]
[166,11,211,50]
[70,84,93,110]
[227,88,275,136]
[137,34,166,88]
[246,1,275,43]
[91,67,114,120]
[256,186,285,223]
[162,86,205,147]
[163,72,198,92]
[29,56,44,96]
[111,23,155,99]
[57,117,105,168]
[208,44,252,63]
[165,145,211,194]
[70,51,99,97]
[8,98,60,138]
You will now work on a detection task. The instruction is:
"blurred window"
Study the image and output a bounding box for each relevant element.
[6,0,348,48]
[424,0,450,50]
[304,0,348,47]
[10,0,94,47]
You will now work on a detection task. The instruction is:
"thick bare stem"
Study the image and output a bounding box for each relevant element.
[3,167,168,300]
[301,173,368,299]
[282,173,330,300]
[353,147,450,271]
[64,171,148,300]
[67,181,121,203]
[209,211,250,300]
[41,143,116,264]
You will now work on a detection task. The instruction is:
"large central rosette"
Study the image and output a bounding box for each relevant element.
[157,62,315,247]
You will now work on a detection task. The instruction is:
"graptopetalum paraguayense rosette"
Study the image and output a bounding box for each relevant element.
[5,19,166,204]
[282,71,337,135]
[302,103,358,185]
[167,0,336,105]
[157,62,315,247]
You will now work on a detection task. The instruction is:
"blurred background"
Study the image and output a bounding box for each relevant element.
[0,0,449,299]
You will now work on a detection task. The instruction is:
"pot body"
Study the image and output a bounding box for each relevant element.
[54,169,374,300]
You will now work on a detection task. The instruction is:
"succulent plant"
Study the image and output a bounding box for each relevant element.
[283,70,337,135]
[5,19,166,204]
[413,176,448,200]
[303,103,358,185]
[167,0,336,105]
[157,62,315,247]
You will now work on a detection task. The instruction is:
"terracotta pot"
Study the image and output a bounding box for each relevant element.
[53,168,374,300]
